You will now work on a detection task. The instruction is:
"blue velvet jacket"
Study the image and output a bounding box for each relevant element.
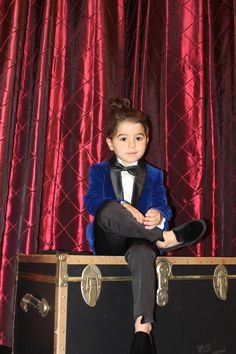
[84,157,172,252]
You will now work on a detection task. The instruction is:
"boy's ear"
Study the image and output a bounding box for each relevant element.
[106,137,114,151]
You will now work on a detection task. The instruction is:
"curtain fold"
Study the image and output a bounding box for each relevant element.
[0,0,235,347]
[164,0,206,254]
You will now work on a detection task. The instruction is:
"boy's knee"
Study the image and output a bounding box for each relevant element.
[95,200,120,228]
[96,200,119,217]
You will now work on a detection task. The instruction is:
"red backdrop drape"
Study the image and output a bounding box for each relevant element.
[0,0,235,347]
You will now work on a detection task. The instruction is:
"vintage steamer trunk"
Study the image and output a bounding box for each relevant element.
[14,254,236,354]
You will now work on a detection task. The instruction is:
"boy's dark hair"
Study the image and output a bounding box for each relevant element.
[107,98,150,138]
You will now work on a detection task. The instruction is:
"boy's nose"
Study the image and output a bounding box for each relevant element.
[128,139,136,148]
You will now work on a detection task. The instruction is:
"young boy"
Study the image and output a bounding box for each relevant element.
[84,98,206,354]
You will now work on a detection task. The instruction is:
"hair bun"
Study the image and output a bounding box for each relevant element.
[109,98,131,112]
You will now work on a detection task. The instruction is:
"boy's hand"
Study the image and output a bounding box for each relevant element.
[122,203,144,224]
[143,208,163,229]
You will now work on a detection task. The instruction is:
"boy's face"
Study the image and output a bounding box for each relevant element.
[106,121,149,166]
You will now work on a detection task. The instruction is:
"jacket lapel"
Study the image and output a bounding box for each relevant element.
[132,159,146,205]
[109,156,124,201]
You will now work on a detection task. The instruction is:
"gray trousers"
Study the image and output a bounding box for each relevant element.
[94,200,162,324]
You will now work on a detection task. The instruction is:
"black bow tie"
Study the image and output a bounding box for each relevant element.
[112,162,140,176]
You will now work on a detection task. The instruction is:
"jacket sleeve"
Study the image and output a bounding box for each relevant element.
[84,165,116,216]
[150,170,172,222]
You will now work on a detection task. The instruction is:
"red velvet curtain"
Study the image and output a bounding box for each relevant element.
[0,0,235,347]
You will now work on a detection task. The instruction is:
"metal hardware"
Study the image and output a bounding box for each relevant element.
[54,253,68,354]
[81,264,102,307]
[156,259,172,306]
[68,275,132,282]
[20,293,49,317]
[57,254,68,287]
[18,273,56,283]
[156,260,231,306]
[213,264,228,300]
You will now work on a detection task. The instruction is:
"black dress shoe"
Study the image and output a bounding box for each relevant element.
[163,219,207,252]
[130,332,154,354]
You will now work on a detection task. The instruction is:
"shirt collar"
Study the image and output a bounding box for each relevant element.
[117,157,138,167]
